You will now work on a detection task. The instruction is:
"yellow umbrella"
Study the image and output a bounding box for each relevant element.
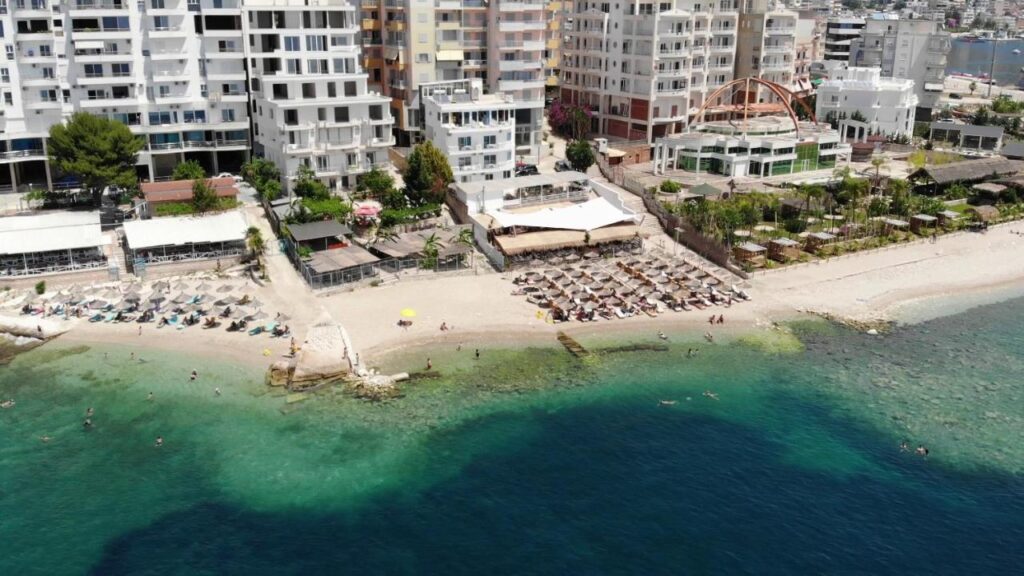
[400,308,417,318]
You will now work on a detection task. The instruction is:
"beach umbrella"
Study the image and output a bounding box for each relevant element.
[246,311,268,322]
[249,298,264,308]
[196,282,212,291]
[230,307,249,319]
[400,308,417,318]
[152,280,170,292]
[529,259,545,267]
[171,292,191,304]
[172,281,190,290]
[88,299,108,310]
[149,294,166,304]
[276,313,291,322]
[215,296,239,306]
[217,285,235,294]
[583,250,599,259]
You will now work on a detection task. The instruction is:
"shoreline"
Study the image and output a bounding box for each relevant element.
[6,219,1024,371]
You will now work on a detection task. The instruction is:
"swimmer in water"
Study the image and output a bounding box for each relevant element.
[155,436,164,447]
[190,370,198,381]
[83,418,93,428]
[900,440,909,452]
[85,407,94,417]
[40,435,51,443]
[702,390,719,400]
[147,392,154,401]
[214,388,221,397]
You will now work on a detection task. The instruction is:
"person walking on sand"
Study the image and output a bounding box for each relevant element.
[718,314,724,325]
[138,325,142,336]
[708,315,715,326]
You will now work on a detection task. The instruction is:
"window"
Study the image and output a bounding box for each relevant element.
[334,106,349,122]
[158,85,170,97]
[316,156,329,170]
[0,68,7,83]
[284,36,300,51]
[152,16,170,30]
[416,53,430,63]
[458,157,471,169]
[149,111,175,124]
[151,0,164,7]
[3,92,10,106]
[307,59,327,74]
[458,136,471,149]
[306,35,326,51]
[102,17,129,30]
[183,110,206,123]
[286,58,301,74]
[222,108,235,122]
[484,154,496,166]
[84,64,103,77]
[484,135,496,148]
[111,63,130,76]
[218,40,235,53]
[39,89,57,102]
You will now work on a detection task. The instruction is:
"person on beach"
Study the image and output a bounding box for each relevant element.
[1,399,15,409]
[155,436,164,447]
[705,332,714,343]
[717,315,724,324]
[440,322,448,332]
[130,352,135,361]
[138,325,142,336]
[708,315,715,325]
[475,349,480,359]
[457,344,462,352]
[426,358,433,370]
[190,370,198,381]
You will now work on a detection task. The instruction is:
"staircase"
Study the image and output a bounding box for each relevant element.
[556,331,589,358]
[99,194,124,230]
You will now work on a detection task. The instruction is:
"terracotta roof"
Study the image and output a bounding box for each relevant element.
[141,178,238,203]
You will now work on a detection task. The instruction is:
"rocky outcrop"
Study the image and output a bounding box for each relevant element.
[267,312,355,390]
[0,315,69,340]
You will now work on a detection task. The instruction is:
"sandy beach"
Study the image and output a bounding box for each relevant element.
[4,219,1024,371]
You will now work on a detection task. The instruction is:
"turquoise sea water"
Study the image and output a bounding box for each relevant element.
[2,297,1024,574]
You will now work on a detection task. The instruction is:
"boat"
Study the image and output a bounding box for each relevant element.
[1014,49,1022,55]
[959,35,990,43]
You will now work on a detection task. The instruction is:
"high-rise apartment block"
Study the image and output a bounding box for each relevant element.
[849,17,950,113]
[560,0,740,142]
[0,0,392,195]
[359,0,543,163]
[823,16,864,62]
[246,0,393,191]
[735,1,798,103]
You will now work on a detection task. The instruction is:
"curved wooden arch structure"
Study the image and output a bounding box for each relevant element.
[692,77,817,136]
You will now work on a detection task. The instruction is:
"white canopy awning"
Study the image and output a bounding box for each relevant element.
[0,212,107,255]
[75,40,105,49]
[436,50,465,62]
[124,211,247,250]
[487,198,637,232]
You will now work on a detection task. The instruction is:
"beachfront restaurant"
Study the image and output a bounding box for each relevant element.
[123,210,247,267]
[0,211,108,277]
[299,244,380,289]
[287,220,353,251]
[908,157,1024,194]
[450,172,643,269]
[367,226,474,272]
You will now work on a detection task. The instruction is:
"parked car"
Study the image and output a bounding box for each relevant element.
[554,160,573,172]
[218,172,243,182]
[515,164,540,177]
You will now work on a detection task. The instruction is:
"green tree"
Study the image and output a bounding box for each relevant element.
[172,160,206,181]
[403,141,454,204]
[566,140,595,173]
[972,105,992,126]
[246,226,266,277]
[370,225,400,245]
[357,166,396,199]
[48,112,144,203]
[259,179,282,202]
[889,180,912,216]
[292,164,330,200]
[241,157,281,188]
[191,179,219,214]
[799,183,826,214]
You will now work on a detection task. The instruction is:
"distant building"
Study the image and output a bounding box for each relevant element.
[816,66,918,140]
[928,122,1005,152]
[422,79,518,184]
[848,17,951,113]
[824,16,865,62]
[735,2,800,103]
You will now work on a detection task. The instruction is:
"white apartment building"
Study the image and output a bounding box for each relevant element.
[735,1,799,103]
[560,0,740,143]
[816,65,918,140]
[360,0,543,163]
[245,0,394,192]
[0,0,391,196]
[422,79,517,183]
[0,0,252,193]
[848,16,950,113]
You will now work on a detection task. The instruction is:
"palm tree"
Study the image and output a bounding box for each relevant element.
[454,227,475,266]
[370,225,399,246]
[422,232,444,269]
[246,226,266,278]
[870,156,888,192]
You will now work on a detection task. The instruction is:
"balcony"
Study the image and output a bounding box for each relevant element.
[499,41,545,52]
[762,44,792,54]
[499,1,545,10]
[0,148,46,160]
[70,0,129,11]
[498,20,546,33]
[764,26,795,36]
[499,60,542,72]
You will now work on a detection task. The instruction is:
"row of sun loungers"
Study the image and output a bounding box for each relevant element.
[511,256,749,322]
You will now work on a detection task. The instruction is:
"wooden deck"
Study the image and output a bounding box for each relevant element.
[556,331,589,358]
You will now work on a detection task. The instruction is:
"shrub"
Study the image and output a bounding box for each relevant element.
[34,281,46,295]
[660,180,682,194]
[783,218,807,234]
